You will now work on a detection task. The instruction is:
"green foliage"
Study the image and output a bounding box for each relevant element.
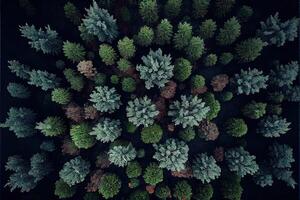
[108,144,137,167]
[192,0,211,18]
[155,185,170,199]
[82,1,118,42]
[201,92,220,120]
[117,37,136,59]
[284,85,300,102]
[185,36,205,61]
[137,49,174,89]
[214,0,236,18]
[169,95,210,128]
[36,116,66,137]
[64,2,81,25]
[51,88,71,105]
[141,124,163,144]
[199,19,217,39]
[242,101,266,119]
[174,58,192,81]
[257,115,290,138]
[155,19,173,45]
[1,107,36,138]
[122,77,136,93]
[7,82,30,99]
[220,91,233,102]
[257,13,299,47]
[237,5,253,23]
[143,163,163,185]
[153,139,189,171]
[78,23,95,43]
[126,161,142,178]
[204,54,218,66]
[28,70,61,91]
[89,117,122,142]
[99,173,121,199]
[219,52,233,65]
[54,179,76,199]
[231,68,269,95]
[139,0,159,24]
[220,173,243,200]
[173,22,193,50]
[178,127,196,142]
[225,118,247,137]
[225,147,258,177]
[63,41,86,62]
[117,59,132,72]
[129,190,150,200]
[63,68,84,91]
[19,24,62,54]
[8,60,31,80]
[216,17,241,45]
[136,26,154,46]
[89,86,122,112]
[70,123,95,149]
[164,0,182,19]
[173,180,192,200]
[126,96,159,127]
[93,73,107,86]
[253,164,274,187]
[59,156,90,186]
[29,153,52,182]
[99,44,117,65]
[192,153,221,183]
[193,184,213,200]
[269,61,299,87]
[235,38,265,62]
[110,75,119,84]
[40,140,55,152]
[191,75,206,89]
[127,121,138,133]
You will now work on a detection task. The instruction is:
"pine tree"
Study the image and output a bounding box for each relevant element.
[99,44,117,65]
[216,17,241,46]
[192,0,211,18]
[139,0,159,24]
[269,61,299,87]
[155,19,173,45]
[36,116,67,137]
[235,38,265,62]
[64,2,82,25]
[7,82,31,99]
[63,41,86,63]
[108,144,137,167]
[135,26,154,46]
[8,60,31,80]
[27,70,61,91]
[257,115,290,138]
[173,22,193,50]
[164,0,182,19]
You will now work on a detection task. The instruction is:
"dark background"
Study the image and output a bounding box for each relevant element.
[1,0,299,199]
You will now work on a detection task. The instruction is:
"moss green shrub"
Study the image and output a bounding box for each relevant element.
[225,118,248,137]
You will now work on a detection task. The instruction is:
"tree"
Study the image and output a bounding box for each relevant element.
[64,2,82,25]
[99,173,121,199]
[193,184,213,200]
[63,68,84,91]
[8,60,31,80]
[191,75,205,89]
[135,26,154,46]
[139,0,159,24]
[225,147,258,177]
[89,86,121,112]
[178,127,196,142]
[185,36,205,61]
[155,184,171,199]
[7,82,30,99]
[235,38,265,62]
[117,59,132,72]
[164,0,182,19]
[108,144,137,167]
[201,92,220,120]
[174,58,192,81]
[54,179,76,199]
[242,101,266,119]
[216,17,241,45]
[51,88,72,105]
[219,52,233,65]
[40,140,55,152]
[231,68,269,95]
[269,61,299,87]
[99,44,117,65]
[155,19,173,45]
[173,180,192,200]
[237,5,253,23]
[29,153,52,182]
[225,118,247,137]
[36,116,66,137]
[198,120,219,141]
[126,161,142,178]
[77,60,97,79]
[141,124,163,144]
[143,163,163,185]
[19,24,62,54]
[122,77,136,93]
[203,54,218,66]
[257,115,290,138]
[253,164,274,187]
[59,156,90,186]
[199,19,217,40]
[110,74,119,84]
[173,22,193,50]
[82,1,118,42]
[220,172,243,200]
[192,153,221,183]
[129,190,149,200]
[153,139,189,171]
[192,0,210,18]
[168,95,210,128]
[63,41,86,62]
[257,13,299,47]
[70,123,95,149]
[117,37,135,59]
[137,49,174,89]
[89,117,122,143]
[1,107,36,138]
[214,0,236,18]
[28,70,61,91]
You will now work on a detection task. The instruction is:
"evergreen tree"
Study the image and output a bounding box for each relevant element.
[126,161,142,178]
[27,70,61,91]
[36,116,66,137]
[155,184,171,199]
[19,24,62,54]
[141,124,163,144]
[63,41,86,62]
[54,179,76,199]
[155,19,173,45]
[63,68,85,92]
[70,123,95,149]
[193,184,213,200]
[174,57,192,81]
[51,88,72,105]
[139,0,159,24]
[257,115,291,138]
[143,162,163,185]
[242,101,266,119]
[185,36,205,62]
[64,2,82,25]
[173,180,192,200]
[173,22,193,50]
[7,82,31,99]
[28,153,52,182]
[220,172,243,200]
[108,144,137,167]
[117,37,136,59]
[237,5,253,23]
[201,92,220,120]
[235,38,265,62]
[199,19,217,40]
[164,0,182,19]
[135,26,154,46]
[216,17,241,46]
[203,53,218,66]
[192,0,211,18]
[122,77,136,93]
[269,61,299,87]
[99,173,121,199]
[99,44,117,65]
[214,0,236,18]
[8,60,31,80]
